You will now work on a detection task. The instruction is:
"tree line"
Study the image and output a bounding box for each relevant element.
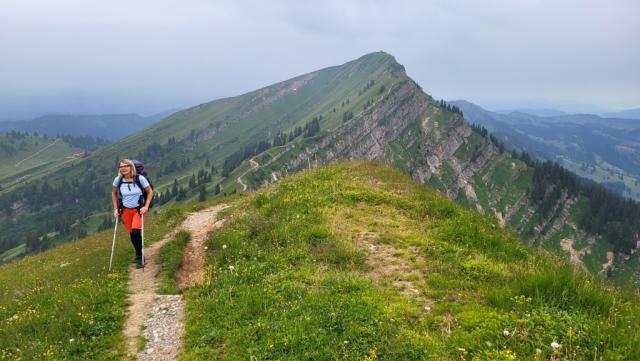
[469,123,640,254]
[438,100,463,115]
[514,151,640,253]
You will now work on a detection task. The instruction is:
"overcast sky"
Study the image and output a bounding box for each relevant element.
[1,0,638,119]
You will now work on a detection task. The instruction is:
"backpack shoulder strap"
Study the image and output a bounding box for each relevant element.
[134,175,148,208]
[134,175,144,190]
[116,176,124,198]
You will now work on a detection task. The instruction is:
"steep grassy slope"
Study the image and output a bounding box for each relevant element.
[0,210,182,360]
[182,162,639,360]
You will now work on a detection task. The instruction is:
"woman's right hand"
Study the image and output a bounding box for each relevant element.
[114,209,120,218]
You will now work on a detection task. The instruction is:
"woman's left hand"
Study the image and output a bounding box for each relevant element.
[140,206,149,214]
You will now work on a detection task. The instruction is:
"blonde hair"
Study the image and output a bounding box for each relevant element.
[117,159,137,178]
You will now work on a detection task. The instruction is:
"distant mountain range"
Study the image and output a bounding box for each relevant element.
[452,100,640,200]
[0,110,177,141]
[493,107,640,120]
[495,108,568,117]
[601,108,640,120]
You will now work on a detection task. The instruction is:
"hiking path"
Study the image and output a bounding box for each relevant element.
[122,204,227,360]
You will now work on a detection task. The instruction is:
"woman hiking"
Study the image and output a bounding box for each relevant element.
[112,159,153,269]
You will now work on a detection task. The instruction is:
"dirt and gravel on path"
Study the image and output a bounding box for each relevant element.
[237,176,248,191]
[177,205,227,288]
[122,204,227,360]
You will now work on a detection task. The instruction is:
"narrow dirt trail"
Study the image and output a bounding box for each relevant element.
[177,205,227,288]
[123,204,227,360]
[237,176,248,191]
[236,158,260,191]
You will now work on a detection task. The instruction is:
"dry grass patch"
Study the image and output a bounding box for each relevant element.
[324,204,436,312]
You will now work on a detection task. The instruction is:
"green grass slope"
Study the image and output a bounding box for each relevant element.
[0,133,81,189]
[182,162,639,360]
[0,210,182,360]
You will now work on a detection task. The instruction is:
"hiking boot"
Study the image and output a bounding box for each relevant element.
[136,257,145,269]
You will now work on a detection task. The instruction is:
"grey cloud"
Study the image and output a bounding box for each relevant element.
[0,0,638,119]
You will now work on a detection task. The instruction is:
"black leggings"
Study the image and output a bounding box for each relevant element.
[129,229,142,259]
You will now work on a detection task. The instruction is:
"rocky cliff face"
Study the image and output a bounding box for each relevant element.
[286,78,430,171]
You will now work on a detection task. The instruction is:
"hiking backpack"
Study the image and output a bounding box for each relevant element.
[116,160,155,210]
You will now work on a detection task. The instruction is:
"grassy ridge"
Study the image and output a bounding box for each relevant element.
[0,210,181,360]
[181,162,639,360]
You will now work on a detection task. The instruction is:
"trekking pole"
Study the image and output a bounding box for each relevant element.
[141,212,145,268]
[108,216,119,272]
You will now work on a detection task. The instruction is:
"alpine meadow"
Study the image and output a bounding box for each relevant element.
[1,52,639,360]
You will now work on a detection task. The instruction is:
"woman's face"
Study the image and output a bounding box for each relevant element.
[119,163,131,177]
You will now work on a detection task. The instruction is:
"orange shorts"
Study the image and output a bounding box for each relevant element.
[121,208,147,233]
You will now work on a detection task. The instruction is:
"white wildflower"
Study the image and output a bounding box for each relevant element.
[551,341,561,349]
[535,348,542,354]
[69,338,75,343]
[222,244,227,249]
[228,265,235,271]
[503,329,510,336]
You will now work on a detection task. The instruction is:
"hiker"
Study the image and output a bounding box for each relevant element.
[112,159,153,269]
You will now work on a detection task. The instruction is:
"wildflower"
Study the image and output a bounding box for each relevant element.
[503,329,510,336]
[535,348,542,354]
[222,244,227,249]
[228,265,235,271]
[69,339,75,343]
[499,349,517,360]
[551,341,561,349]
